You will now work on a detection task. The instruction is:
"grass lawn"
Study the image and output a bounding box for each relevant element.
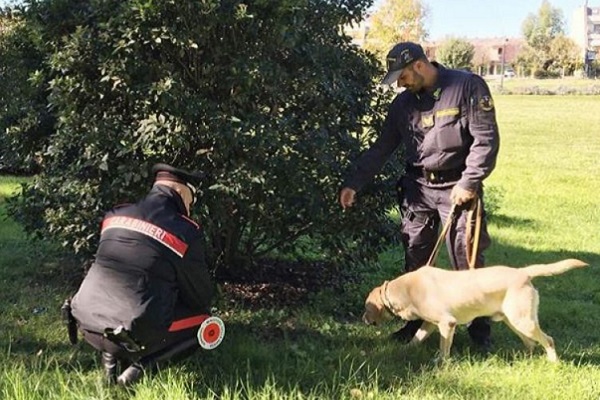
[1,95,599,399]
[486,76,600,93]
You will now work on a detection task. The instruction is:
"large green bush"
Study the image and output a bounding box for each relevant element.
[0,8,52,173]
[6,0,403,275]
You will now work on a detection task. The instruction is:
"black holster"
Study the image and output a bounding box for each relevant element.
[104,326,144,353]
[395,178,404,208]
[61,297,78,345]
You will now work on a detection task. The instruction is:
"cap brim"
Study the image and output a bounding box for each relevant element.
[381,69,403,86]
[152,163,204,186]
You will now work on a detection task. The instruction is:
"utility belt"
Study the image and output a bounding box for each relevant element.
[103,326,145,353]
[405,165,464,184]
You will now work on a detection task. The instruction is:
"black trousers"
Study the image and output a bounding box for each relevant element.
[398,176,491,272]
[81,305,206,363]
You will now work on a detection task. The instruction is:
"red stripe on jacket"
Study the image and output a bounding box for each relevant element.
[168,315,208,332]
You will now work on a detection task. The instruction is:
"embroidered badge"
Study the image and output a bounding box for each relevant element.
[478,95,494,111]
[399,49,414,65]
[421,114,435,128]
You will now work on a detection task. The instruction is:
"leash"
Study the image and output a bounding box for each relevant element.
[425,196,482,270]
[465,197,483,270]
[426,203,457,267]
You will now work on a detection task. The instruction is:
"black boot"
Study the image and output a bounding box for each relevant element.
[101,352,118,385]
[390,320,423,343]
[468,317,493,354]
[116,338,199,387]
[117,363,144,387]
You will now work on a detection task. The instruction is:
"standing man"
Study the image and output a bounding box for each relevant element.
[340,42,500,350]
[70,163,215,386]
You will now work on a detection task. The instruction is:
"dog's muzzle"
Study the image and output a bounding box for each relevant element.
[362,313,377,325]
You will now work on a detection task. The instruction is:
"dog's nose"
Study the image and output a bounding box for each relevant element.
[362,314,376,325]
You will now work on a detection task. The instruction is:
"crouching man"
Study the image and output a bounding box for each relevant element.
[69,163,216,386]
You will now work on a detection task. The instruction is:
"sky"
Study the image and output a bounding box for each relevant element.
[0,0,593,40]
[398,0,591,41]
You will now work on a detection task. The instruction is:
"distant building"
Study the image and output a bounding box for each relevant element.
[571,1,600,75]
[426,38,523,77]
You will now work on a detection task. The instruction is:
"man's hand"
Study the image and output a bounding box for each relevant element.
[339,187,356,210]
[450,185,476,206]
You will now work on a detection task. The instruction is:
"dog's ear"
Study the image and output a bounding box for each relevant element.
[365,286,384,308]
[363,303,379,325]
[363,286,385,325]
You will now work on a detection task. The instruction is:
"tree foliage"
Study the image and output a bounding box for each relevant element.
[549,35,582,76]
[5,0,403,275]
[515,44,541,77]
[363,0,428,62]
[520,0,564,72]
[435,38,474,71]
[517,0,581,77]
[0,9,51,173]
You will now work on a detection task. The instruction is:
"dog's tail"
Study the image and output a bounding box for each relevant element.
[523,258,588,278]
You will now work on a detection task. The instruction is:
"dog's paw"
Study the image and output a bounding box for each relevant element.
[432,354,452,367]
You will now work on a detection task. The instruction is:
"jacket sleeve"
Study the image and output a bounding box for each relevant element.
[176,233,215,313]
[458,75,500,191]
[343,100,403,192]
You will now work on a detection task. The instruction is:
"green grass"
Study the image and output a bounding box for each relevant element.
[1,95,600,399]
[487,76,600,93]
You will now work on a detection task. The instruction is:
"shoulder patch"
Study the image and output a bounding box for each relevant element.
[478,95,494,112]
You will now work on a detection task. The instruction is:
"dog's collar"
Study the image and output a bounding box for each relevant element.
[381,281,399,316]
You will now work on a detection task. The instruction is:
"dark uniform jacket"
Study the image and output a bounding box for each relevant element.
[71,185,214,343]
[345,63,500,191]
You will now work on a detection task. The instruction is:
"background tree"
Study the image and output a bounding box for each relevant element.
[520,0,564,72]
[435,37,474,71]
[0,9,51,174]
[590,59,600,78]
[363,0,429,61]
[5,0,403,277]
[514,45,542,77]
[549,35,582,77]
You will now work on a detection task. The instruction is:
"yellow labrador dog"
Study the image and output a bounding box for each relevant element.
[363,259,588,362]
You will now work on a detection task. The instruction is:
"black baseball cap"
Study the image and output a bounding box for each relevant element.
[381,42,427,85]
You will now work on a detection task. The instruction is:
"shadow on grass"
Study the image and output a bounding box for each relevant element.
[488,213,537,229]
